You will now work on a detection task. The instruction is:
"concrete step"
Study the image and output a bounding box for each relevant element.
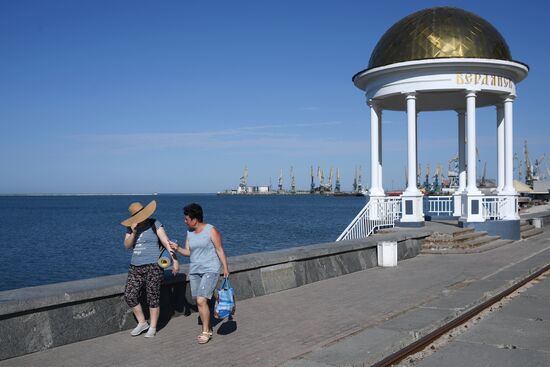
[421,238,514,254]
[422,233,500,250]
[521,227,544,239]
[423,230,487,247]
[460,235,502,248]
[520,223,534,231]
[449,231,489,243]
[451,227,475,238]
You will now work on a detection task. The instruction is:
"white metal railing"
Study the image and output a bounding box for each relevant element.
[482,195,518,220]
[336,197,402,241]
[425,196,454,216]
[482,196,499,220]
[337,194,517,242]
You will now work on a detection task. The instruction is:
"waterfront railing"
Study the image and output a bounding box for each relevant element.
[482,195,518,220]
[424,195,454,217]
[336,197,401,241]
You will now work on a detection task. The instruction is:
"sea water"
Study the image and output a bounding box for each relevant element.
[0,194,365,291]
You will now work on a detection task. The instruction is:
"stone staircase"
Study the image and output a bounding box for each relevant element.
[421,227,513,254]
[421,220,545,254]
[520,220,544,239]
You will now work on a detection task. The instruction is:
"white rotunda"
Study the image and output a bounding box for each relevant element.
[340,7,528,240]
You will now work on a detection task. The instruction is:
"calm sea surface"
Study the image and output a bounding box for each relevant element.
[0,194,365,291]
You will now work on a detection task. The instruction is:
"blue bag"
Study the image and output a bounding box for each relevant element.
[214,277,236,319]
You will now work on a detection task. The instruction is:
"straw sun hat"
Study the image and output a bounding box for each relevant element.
[121,200,157,227]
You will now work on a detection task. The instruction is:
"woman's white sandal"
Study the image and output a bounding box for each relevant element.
[197,331,211,344]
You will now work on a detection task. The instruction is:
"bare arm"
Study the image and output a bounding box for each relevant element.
[156,226,179,275]
[123,223,138,249]
[211,226,229,277]
[171,238,190,257]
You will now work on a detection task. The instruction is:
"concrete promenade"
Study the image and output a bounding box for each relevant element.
[1,226,549,367]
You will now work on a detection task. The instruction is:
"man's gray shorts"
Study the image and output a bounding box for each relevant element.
[189,273,219,299]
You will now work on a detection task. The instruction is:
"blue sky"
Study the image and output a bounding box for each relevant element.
[0,0,548,194]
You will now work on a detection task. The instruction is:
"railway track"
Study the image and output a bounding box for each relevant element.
[372,263,550,367]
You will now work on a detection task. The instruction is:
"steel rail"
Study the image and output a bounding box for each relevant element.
[371,262,550,367]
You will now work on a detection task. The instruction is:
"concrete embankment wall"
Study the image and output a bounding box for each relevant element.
[0,230,430,361]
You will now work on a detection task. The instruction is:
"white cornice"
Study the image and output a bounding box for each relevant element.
[353,58,529,91]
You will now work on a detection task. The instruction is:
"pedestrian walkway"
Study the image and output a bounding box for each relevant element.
[2,228,548,367]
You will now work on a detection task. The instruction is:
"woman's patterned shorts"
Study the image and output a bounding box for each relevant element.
[124,264,164,308]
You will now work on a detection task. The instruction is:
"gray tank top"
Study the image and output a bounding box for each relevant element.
[129,219,162,266]
[188,224,221,274]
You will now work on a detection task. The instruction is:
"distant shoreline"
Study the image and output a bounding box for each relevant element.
[0,192,216,197]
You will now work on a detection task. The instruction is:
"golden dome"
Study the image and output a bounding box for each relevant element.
[367,7,512,69]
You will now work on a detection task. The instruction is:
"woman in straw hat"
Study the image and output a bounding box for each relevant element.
[121,200,179,338]
[170,202,229,344]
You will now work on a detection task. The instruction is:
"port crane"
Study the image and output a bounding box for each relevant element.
[317,166,324,192]
[278,169,283,192]
[514,153,523,182]
[447,154,459,188]
[480,162,487,187]
[335,168,341,193]
[310,166,315,193]
[239,166,249,193]
[432,164,442,192]
[533,155,546,181]
[423,164,431,189]
[357,166,363,193]
[353,166,358,192]
[521,141,548,186]
[524,140,534,186]
[290,166,296,194]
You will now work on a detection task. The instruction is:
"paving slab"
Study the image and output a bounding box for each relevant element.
[459,279,511,294]
[497,294,550,321]
[415,340,550,367]
[520,282,550,301]
[420,289,489,311]
[455,312,550,352]
[291,327,412,367]
[484,269,535,282]
[282,360,333,367]
[379,307,456,334]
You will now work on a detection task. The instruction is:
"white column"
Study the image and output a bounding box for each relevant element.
[401,93,423,225]
[500,95,519,220]
[460,91,484,223]
[465,91,481,195]
[405,94,420,195]
[378,110,383,191]
[415,112,419,187]
[454,110,466,217]
[458,110,466,192]
[502,96,516,195]
[496,104,505,193]
[369,100,383,196]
